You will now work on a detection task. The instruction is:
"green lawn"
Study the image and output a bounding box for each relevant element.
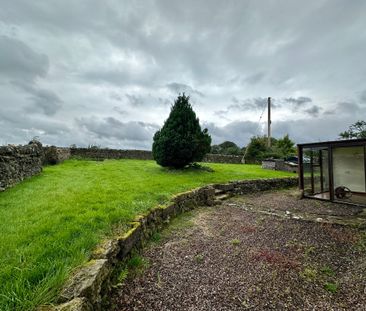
[0,159,293,310]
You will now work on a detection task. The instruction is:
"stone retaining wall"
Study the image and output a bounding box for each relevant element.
[51,177,297,311]
[0,141,44,191]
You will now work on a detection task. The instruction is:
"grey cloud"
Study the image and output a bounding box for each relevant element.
[82,70,133,86]
[229,97,265,111]
[324,102,362,116]
[0,35,49,82]
[158,97,172,106]
[213,110,231,121]
[110,92,123,101]
[284,97,312,108]
[113,106,128,115]
[204,121,259,146]
[125,94,171,108]
[228,97,275,111]
[13,82,63,116]
[166,83,204,97]
[205,114,363,147]
[304,105,322,117]
[0,104,71,146]
[125,94,145,106]
[76,116,159,142]
[0,36,61,117]
[360,90,366,103]
[243,72,266,85]
[271,117,358,145]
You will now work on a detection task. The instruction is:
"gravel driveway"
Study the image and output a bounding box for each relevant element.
[110,189,366,311]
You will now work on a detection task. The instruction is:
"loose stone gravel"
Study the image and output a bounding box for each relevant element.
[110,189,366,311]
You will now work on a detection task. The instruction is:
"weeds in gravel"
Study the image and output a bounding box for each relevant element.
[304,245,316,257]
[194,254,205,263]
[300,267,317,281]
[320,265,335,277]
[117,267,129,283]
[151,232,162,243]
[324,282,338,293]
[162,211,195,237]
[231,239,241,246]
[127,254,149,277]
[354,232,366,252]
[255,217,266,226]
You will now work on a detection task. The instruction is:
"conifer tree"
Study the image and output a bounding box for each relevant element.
[152,94,211,168]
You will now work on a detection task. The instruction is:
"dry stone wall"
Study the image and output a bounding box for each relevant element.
[203,153,243,164]
[70,148,243,164]
[43,146,71,165]
[0,141,44,191]
[70,148,153,160]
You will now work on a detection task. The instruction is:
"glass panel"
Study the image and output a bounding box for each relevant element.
[333,146,366,204]
[303,148,312,196]
[302,147,329,199]
[321,150,329,192]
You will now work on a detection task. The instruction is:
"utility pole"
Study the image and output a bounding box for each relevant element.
[267,97,271,148]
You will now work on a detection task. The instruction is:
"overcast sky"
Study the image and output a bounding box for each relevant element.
[1,0,365,149]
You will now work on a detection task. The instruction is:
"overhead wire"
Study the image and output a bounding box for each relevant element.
[241,99,268,163]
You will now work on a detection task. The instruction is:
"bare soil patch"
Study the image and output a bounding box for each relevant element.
[110,189,366,311]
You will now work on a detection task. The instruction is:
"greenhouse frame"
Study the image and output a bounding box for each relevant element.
[298,138,366,206]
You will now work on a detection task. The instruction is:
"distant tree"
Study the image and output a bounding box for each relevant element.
[276,134,296,157]
[152,94,211,168]
[244,134,296,163]
[210,141,243,155]
[224,146,242,155]
[244,136,270,163]
[219,141,238,150]
[339,120,366,139]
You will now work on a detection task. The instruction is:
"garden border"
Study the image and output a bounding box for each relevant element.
[43,177,298,311]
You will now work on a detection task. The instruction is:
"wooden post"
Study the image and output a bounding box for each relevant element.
[267,97,271,148]
[328,145,334,201]
[298,145,304,191]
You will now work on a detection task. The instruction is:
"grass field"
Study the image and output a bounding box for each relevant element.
[0,159,293,310]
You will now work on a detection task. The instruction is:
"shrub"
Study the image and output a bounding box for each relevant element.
[152,94,211,168]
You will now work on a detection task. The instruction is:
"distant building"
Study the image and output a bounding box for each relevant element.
[298,138,366,206]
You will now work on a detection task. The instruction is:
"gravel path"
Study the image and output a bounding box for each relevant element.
[110,189,366,311]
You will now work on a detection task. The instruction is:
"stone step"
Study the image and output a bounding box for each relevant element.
[214,189,225,195]
[215,193,231,201]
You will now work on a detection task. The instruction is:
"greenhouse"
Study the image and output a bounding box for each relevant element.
[298,138,366,206]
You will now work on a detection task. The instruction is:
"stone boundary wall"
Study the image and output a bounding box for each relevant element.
[0,141,44,191]
[203,153,243,164]
[43,146,71,165]
[70,148,153,161]
[70,148,243,164]
[49,177,298,311]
